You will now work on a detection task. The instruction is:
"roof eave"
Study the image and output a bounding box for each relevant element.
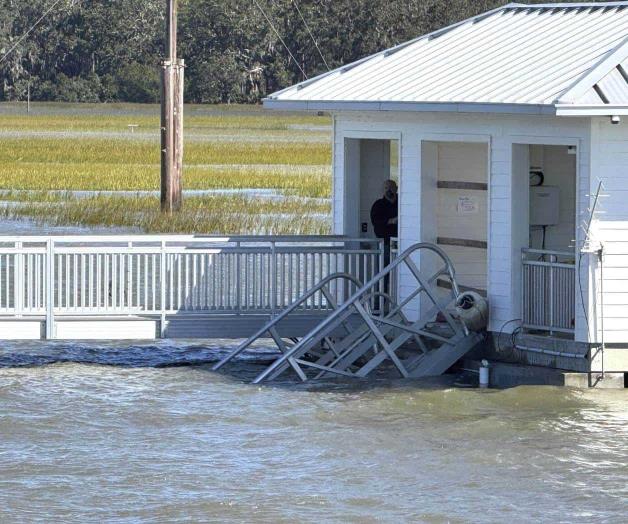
[556,104,628,116]
[263,99,557,116]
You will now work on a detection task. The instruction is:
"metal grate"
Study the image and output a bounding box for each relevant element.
[522,248,576,334]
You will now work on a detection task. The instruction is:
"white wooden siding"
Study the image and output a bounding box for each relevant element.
[589,118,628,344]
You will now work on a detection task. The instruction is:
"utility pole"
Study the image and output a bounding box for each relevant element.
[161,0,184,213]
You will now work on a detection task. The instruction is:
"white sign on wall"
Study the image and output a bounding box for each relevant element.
[457,196,479,215]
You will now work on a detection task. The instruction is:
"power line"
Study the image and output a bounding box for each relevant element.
[0,0,68,66]
[252,0,308,79]
[291,0,330,71]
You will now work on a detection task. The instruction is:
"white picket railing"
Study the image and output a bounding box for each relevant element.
[0,235,383,337]
[522,248,576,334]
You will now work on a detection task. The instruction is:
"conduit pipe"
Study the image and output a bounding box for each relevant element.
[514,344,587,360]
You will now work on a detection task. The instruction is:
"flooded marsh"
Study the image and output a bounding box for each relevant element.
[0,102,332,233]
[0,193,331,235]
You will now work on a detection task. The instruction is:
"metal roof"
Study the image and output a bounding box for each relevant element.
[555,56,628,114]
[265,2,628,116]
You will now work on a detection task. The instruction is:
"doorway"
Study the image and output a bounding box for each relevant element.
[343,138,399,239]
[421,141,489,298]
[513,143,578,334]
[527,145,577,252]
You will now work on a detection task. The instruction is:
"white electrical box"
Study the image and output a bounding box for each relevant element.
[530,186,560,226]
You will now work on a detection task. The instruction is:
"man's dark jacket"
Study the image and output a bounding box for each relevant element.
[370,197,398,239]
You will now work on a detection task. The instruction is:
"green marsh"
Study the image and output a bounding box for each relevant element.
[0,103,333,233]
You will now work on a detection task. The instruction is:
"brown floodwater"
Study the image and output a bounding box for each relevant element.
[0,341,626,523]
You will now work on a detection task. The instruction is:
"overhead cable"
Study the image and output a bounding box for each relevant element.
[252,0,308,79]
[0,0,68,66]
[291,0,330,71]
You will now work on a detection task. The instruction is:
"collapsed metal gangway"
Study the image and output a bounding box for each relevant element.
[214,243,485,383]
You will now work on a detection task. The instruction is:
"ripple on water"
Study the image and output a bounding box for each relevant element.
[0,340,626,523]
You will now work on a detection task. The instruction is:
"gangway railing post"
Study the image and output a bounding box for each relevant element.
[14,240,23,318]
[127,241,133,313]
[270,240,277,317]
[45,238,55,339]
[160,240,167,337]
[521,249,525,329]
[379,238,386,313]
[549,254,555,336]
[236,240,241,314]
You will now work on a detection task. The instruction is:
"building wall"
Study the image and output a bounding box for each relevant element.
[332,111,592,339]
[589,118,628,345]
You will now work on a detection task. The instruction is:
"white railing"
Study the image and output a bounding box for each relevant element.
[0,235,383,336]
[522,248,576,334]
[389,237,399,302]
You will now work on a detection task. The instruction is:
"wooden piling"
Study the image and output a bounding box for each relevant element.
[160,0,183,213]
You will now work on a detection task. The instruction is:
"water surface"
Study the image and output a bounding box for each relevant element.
[0,341,626,523]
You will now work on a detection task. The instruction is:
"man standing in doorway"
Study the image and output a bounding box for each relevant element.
[370,179,398,284]
[370,179,398,248]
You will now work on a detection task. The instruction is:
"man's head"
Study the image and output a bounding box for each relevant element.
[383,179,398,202]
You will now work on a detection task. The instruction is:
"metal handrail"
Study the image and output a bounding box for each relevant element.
[212,272,363,371]
[522,248,574,258]
[252,243,461,383]
[0,235,385,343]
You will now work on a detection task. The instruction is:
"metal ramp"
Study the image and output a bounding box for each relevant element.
[212,272,364,377]
[214,243,484,383]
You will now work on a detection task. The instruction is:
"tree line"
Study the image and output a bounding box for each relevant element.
[0,0,585,104]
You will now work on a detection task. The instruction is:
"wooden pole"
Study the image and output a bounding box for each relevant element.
[161,0,184,213]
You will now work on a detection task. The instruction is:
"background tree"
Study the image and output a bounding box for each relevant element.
[0,0,601,104]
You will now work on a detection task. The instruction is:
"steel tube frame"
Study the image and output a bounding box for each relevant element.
[252,243,462,384]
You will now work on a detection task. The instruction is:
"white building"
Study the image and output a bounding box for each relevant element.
[265,2,628,375]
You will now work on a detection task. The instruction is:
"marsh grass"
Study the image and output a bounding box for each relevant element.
[0,190,68,202]
[0,194,331,235]
[0,103,333,232]
[0,102,327,131]
[0,164,330,197]
[0,136,330,165]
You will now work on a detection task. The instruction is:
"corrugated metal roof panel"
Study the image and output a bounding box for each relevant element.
[267,2,628,112]
[588,58,628,103]
[578,88,605,104]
